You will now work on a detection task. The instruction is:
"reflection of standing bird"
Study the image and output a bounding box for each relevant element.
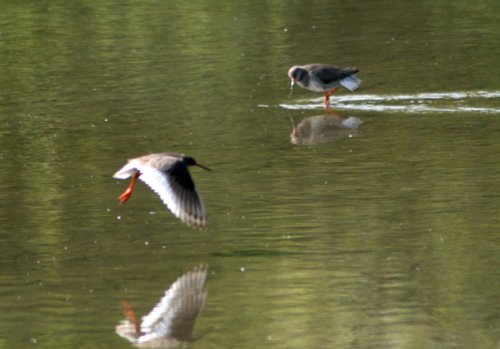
[113,153,210,228]
[288,64,361,110]
[290,114,362,145]
[116,265,209,348]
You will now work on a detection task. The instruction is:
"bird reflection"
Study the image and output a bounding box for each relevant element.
[290,112,362,145]
[116,265,208,348]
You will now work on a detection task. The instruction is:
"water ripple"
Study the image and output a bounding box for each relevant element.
[280,90,500,114]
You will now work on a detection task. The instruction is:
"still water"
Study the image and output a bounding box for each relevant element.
[0,1,499,348]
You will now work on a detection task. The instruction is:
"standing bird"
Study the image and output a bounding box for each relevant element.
[288,64,361,110]
[113,153,210,228]
[116,265,209,348]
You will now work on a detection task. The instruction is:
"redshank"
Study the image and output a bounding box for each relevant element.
[288,64,361,109]
[116,265,208,348]
[113,153,210,228]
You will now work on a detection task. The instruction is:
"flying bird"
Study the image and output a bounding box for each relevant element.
[288,63,361,110]
[113,153,210,228]
[116,265,209,348]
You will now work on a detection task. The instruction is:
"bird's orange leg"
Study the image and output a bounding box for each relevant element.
[118,172,139,203]
[323,86,340,110]
[122,299,140,334]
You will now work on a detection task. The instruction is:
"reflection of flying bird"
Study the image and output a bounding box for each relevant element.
[288,64,361,110]
[116,265,209,348]
[113,153,210,228]
[290,114,362,145]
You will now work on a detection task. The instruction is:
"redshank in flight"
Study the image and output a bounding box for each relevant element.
[116,265,208,348]
[288,64,361,110]
[113,153,210,228]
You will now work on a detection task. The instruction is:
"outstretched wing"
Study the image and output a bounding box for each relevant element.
[133,160,207,227]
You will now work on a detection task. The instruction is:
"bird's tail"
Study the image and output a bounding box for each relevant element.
[340,75,362,91]
[113,163,137,179]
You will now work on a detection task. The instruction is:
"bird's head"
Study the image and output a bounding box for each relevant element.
[184,156,212,171]
[287,66,307,96]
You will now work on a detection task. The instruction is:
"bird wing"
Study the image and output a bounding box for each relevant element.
[138,266,208,344]
[133,161,207,227]
[310,65,359,85]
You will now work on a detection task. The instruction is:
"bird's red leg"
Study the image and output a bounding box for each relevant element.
[325,86,339,99]
[118,172,139,203]
[326,86,339,96]
[122,299,140,334]
[324,94,330,110]
[324,86,340,110]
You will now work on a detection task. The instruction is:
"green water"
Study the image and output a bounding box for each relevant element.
[0,1,499,348]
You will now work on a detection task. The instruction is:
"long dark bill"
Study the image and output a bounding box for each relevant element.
[195,163,212,171]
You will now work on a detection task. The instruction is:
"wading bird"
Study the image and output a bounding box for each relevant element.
[288,64,361,110]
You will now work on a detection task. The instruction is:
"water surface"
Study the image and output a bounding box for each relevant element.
[0,1,499,348]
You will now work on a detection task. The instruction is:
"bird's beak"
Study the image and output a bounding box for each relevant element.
[288,79,296,97]
[195,163,212,171]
